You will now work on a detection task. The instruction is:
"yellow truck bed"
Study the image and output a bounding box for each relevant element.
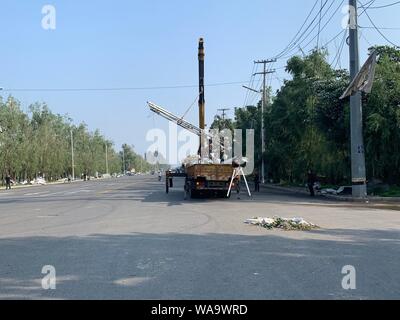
[186,164,233,181]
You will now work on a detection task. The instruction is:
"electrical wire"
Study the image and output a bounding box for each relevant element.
[280,0,345,60]
[180,90,203,121]
[243,63,257,108]
[358,0,377,17]
[331,29,348,68]
[1,81,250,93]
[360,28,374,47]
[317,0,323,49]
[294,0,345,55]
[360,26,400,30]
[363,5,400,47]
[361,0,400,9]
[279,0,331,58]
[274,0,327,59]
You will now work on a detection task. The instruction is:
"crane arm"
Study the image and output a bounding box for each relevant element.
[147,101,204,137]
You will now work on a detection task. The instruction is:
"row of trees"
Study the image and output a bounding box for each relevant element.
[213,45,400,185]
[0,97,153,183]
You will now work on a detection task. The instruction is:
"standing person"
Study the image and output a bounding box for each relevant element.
[5,174,12,190]
[254,171,260,192]
[307,170,317,197]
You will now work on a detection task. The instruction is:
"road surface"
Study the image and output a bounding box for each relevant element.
[0,176,399,299]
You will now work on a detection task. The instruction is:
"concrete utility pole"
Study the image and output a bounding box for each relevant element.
[254,59,276,184]
[105,143,109,175]
[348,0,367,198]
[70,130,75,181]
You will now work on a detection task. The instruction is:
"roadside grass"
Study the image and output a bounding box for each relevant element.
[373,185,400,198]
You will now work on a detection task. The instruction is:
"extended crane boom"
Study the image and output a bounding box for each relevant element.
[147,101,206,138]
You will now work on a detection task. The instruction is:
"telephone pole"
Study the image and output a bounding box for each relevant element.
[105,143,109,175]
[348,0,367,198]
[254,59,276,184]
[122,147,125,174]
[217,108,230,120]
[70,130,75,181]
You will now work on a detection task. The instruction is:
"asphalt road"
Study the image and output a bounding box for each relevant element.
[0,175,399,299]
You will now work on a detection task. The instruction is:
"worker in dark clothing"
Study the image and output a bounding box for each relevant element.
[5,174,12,190]
[254,172,260,192]
[307,170,317,197]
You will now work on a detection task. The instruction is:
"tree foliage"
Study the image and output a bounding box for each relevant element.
[0,97,152,182]
[221,46,400,185]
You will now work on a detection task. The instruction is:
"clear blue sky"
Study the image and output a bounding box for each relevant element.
[0,0,398,157]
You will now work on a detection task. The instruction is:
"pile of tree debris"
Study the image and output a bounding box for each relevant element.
[245,217,319,231]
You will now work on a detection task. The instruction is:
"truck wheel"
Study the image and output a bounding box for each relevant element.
[190,189,197,199]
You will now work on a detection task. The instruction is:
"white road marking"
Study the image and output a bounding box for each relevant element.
[39,189,93,197]
[64,189,93,195]
[24,192,50,196]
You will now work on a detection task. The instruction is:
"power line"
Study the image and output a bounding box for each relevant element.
[280,0,345,60]
[296,0,346,54]
[1,81,250,93]
[362,5,400,47]
[317,0,323,49]
[274,0,329,59]
[361,0,400,9]
[330,29,348,68]
[273,0,320,59]
[358,0,377,16]
[360,25,400,30]
[243,63,257,108]
[360,28,374,47]
[321,29,348,50]
[281,0,331,58]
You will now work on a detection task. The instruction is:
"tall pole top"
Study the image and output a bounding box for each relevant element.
[198,38,205,59]
[198,37,206,131]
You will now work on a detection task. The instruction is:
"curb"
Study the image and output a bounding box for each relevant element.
[261,184,400,204]
[0,178,110,193]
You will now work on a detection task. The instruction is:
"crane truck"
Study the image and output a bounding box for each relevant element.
[147,38,240,199]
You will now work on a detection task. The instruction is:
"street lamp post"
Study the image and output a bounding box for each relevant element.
[243,85,266,183]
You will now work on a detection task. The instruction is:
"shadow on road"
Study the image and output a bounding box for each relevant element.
[0,228,399,300]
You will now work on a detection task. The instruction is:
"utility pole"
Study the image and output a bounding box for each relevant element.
[198,38,206,162]
[70,130,75,181]
[198,38,205,131]
[217,108,230,121]
[348,0,367,198]
[105,143,109,175]
[254,59,276,184]
[122,147,125,174]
